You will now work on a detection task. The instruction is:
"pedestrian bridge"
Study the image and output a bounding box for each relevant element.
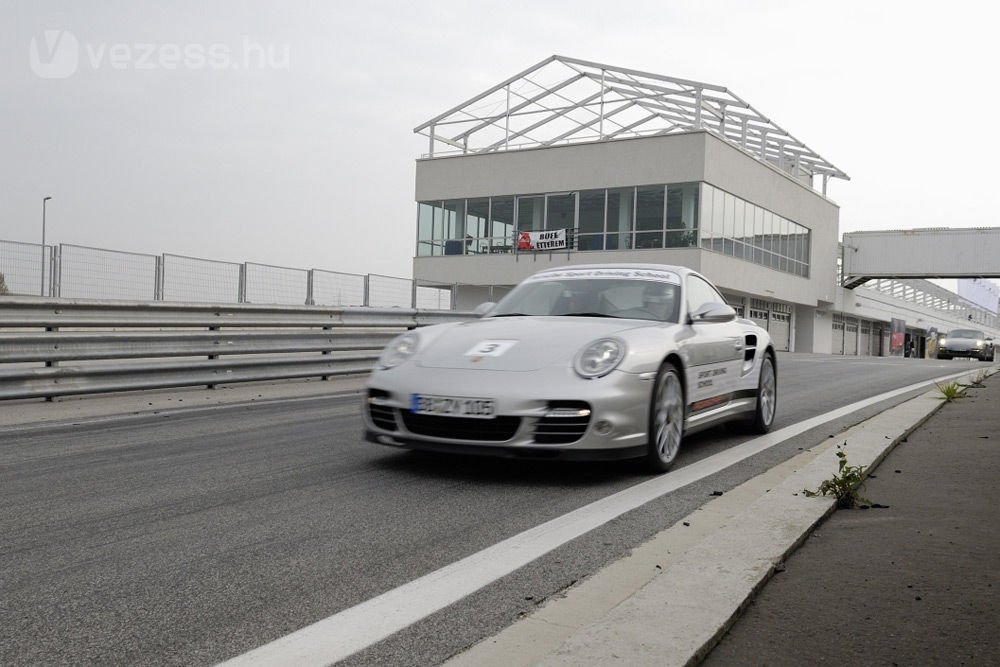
[842,228,1000,288]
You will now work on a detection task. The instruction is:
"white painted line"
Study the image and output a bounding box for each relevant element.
[217,368,973,666]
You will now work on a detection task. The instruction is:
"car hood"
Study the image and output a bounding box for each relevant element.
[416,316,659,371]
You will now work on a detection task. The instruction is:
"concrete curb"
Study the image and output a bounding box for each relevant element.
[444,370,990,667]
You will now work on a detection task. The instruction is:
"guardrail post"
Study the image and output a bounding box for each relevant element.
[410,279,417,309]
[44,324,58,401]
[322,324,332,380]
[206,325,219,389]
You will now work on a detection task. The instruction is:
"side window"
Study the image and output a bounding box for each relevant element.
[686,275,725,316]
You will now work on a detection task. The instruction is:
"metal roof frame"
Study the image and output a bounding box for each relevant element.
[415,55,849,193]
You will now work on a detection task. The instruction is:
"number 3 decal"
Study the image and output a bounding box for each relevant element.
[465,340,518,357]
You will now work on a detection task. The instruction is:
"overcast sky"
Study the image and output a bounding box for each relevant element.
[2,0,998,284]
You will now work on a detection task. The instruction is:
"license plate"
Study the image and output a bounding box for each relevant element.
[411,394,495,418]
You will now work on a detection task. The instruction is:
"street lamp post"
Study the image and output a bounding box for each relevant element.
[41,196,52,296]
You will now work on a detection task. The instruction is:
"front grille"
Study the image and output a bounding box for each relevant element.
[400,412,521,441]
[534,401,591,444]
[367,389,398,431]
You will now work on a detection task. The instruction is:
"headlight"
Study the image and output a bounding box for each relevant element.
[975,340,985,348]
[378,332,419,369]
[574,338,626,378]
[938,338,947,346]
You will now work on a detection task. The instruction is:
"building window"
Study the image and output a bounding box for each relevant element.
[606,187,635,250]
[417,181,702,257]
[546,192,576,231]
[489,197,515,252]
[699,183,810,277]
[578,189,606,250]
[635,185,665,249]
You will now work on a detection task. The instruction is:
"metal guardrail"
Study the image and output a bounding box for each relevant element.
[0,297,474,400]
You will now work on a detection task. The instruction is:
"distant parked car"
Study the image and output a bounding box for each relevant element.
[363,263,777,473]
[937,329,995,362]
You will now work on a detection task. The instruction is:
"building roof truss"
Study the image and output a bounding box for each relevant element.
[415,55,847,183]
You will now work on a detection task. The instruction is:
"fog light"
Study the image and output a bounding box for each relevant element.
[594,419,613,435]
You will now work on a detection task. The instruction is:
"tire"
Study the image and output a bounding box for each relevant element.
[646,362,685,473]
[744,353,777,434]
[938,355,951,360]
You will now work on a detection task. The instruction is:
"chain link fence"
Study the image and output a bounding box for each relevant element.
[0,239,453,309]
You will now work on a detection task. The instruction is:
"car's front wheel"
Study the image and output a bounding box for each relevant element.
[745,353,777,434]
[647,361,685,473]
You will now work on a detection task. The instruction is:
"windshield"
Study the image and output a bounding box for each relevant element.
[490,277,681,323]
[947,329,984,339]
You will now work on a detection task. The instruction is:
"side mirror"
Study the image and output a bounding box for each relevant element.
[690,302,736,324]
[473,302,496,317]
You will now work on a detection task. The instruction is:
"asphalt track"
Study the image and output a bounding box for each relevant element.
[0,353,991,666]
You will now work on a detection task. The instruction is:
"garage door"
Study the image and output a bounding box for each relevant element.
[859,321,871,356]
[770,312,791,352]
[832,314,845,354]
[845,318,859,355]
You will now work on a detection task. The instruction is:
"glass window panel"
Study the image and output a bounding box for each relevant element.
[546,192,576,231]
[443,200,463,240]
[578,189,606,251]
[753,206,763,248]
[465,198,489,254]
[635,185,665,248]
[733,198,745,244]
[489,196,515,252]
[699,184,714,249]
[712,186,725,243]
[517,195,545,232]
[417,202,438,256]
[723,192,736,239]
[607,187,635,249]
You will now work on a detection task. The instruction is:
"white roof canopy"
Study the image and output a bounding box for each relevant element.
[415,55,848,190]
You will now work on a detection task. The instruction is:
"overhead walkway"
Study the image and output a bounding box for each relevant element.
[842,228,1000,288]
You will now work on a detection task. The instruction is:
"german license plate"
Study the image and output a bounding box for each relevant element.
[411,394,495,418]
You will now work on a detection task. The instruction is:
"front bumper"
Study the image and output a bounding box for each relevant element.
[362,365,654,459]
[939,345,987,358]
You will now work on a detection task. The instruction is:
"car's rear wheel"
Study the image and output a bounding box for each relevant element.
[647,362,684,473]
[743,353,777,434]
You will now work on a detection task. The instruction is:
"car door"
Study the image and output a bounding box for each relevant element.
[680,274,744,413]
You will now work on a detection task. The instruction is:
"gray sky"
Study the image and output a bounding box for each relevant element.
[2,0,999,282]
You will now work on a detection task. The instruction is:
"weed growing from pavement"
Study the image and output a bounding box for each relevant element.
[803,443,872,509]
[935,381,967,402]
[963,370,989,389]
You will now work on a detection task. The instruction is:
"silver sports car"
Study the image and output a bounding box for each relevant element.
[364,264,777,472]
[937,329,995,361]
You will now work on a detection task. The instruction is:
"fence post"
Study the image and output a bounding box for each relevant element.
[154,255,164,301]
[363,274,370,307]
[410,279,417,309]
[238,264,247,303]
[306,269,315,306]
[53,244,62,298]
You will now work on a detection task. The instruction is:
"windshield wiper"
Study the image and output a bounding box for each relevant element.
[490,313,529,317]
[561,312,620,318]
